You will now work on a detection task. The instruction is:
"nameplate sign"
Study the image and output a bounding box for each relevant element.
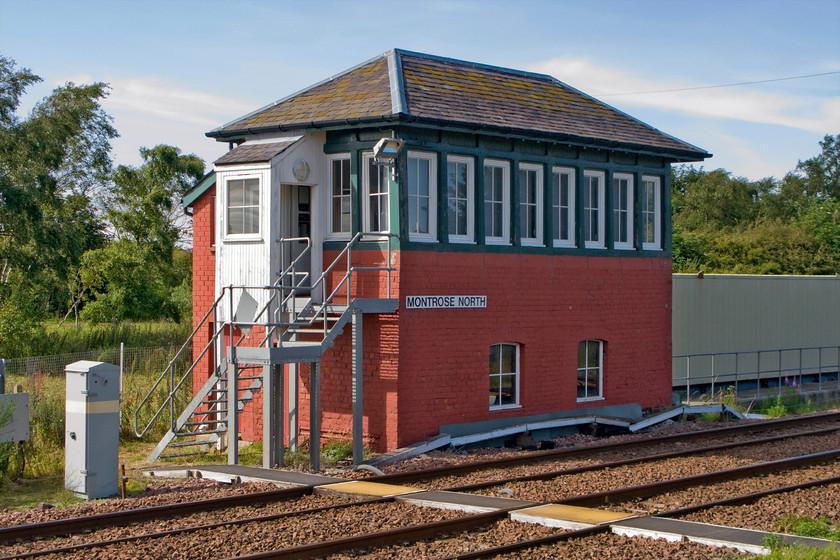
[405,295,487,309]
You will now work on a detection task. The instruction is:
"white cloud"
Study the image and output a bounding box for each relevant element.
[59,74,255,167]
[527,58,840,134]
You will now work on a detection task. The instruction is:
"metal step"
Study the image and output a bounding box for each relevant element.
[167,438,218,448]
[160,450,209,459]
[174,428,228,437]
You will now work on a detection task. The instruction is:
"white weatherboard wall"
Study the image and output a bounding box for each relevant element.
[672,274,840,385]
[215,163,272,321]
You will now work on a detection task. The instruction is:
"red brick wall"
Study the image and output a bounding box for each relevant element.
[191,210,671,452]
[394,251,673,447]
[191,192,216,393]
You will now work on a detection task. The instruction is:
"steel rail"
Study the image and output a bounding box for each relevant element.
[3,413,837,542]
[370,411,840,484]
[0,498,391,560]
[4,449,837,560]
[437,475,840,560]
[220,450,840,560]
[558,448,840,507]
[0,485,312,542]
[443,424,840,493]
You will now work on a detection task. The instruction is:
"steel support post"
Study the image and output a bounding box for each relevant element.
[288,364,298,452]
[309,362,321,472]
[262,364,284,468]
[352,309,363,464]
[262,364,273,468]
[227,360,238,465]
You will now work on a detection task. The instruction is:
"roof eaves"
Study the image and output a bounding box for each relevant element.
[398,115,711,161]
[182,170,216,209]
[207,114,404,139]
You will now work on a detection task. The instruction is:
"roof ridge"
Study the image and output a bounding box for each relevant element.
[386,49,407,115]
[393,48,558,82]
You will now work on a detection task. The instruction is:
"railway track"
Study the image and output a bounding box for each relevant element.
[1,412,838,559]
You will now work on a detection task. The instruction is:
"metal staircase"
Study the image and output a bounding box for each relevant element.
[134,233,397,463]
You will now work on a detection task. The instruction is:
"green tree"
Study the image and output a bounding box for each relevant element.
[0,56,116,354]
[79,145,203,323]
[795,134,839,199]
[671,135,840,276]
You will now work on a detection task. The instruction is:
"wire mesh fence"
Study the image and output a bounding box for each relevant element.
[1,344,193,378]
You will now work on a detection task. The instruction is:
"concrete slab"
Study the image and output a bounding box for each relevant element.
[142,465,345,488]
[612,517,837,554]
[316,480,424,499]
[397,490,538,514]
[510,504,635,530]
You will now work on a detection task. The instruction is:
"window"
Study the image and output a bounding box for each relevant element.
[447,155,474,243]
[642,175,662,250]
[363,153,391,233]
[518,163,543,246]
[484,159,510,244]
[226,177,260,235]
[577,340,603,401]
[489,343,519,408]
[551,167,575,247]
[407,151,437,242]
[583,170,605,249]
[612,173,634,250]
[329,155,351,237]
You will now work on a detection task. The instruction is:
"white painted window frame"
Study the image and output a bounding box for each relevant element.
[518,162,544,247]
[583,170,606,249]
[484,159,511,245]
[446,155,475,243]
[362,152,392,235]
[407,150,437,243]
[642,175,662,251]
[489,342,520,410]
[577,339,604,402]
[327,153,352,240]
[552,166,576,248]
[222,173,263,242]
[612,172,634,250]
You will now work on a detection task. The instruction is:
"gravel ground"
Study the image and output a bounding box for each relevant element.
[12,502,464,560]
[681,482,840,531]
[2,413,837,560]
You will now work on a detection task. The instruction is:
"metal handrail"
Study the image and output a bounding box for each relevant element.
[134,232,397,442]
[674,345,840,403]
[134,288,228,437]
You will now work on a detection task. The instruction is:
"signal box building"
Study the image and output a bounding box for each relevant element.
[177,49,710,467]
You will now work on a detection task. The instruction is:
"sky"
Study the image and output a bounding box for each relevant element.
[1,0,838,181]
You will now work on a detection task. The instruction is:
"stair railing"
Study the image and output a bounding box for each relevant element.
[280,232,397,338]
[134,288,227,438]
[134,232,397,442]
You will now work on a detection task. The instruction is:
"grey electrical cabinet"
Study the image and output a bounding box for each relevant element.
[65,361,120,499]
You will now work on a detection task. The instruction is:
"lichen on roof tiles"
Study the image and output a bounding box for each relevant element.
[208,50,708,159]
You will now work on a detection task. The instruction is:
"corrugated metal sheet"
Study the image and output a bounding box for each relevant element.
[673,274,840,355]
[672,274,840,386]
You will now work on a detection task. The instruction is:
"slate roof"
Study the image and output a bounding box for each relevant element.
[214,138,301,165]
[208,49,709,161]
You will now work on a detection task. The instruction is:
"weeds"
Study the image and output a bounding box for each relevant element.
[777,515,840,541]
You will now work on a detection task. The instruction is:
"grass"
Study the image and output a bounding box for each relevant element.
[747,515,840,560]
[2,320,192,359]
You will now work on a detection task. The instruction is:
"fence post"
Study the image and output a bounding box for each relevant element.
[685,357,690,405]
[119,342,124,426]
[0,358,5,394]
